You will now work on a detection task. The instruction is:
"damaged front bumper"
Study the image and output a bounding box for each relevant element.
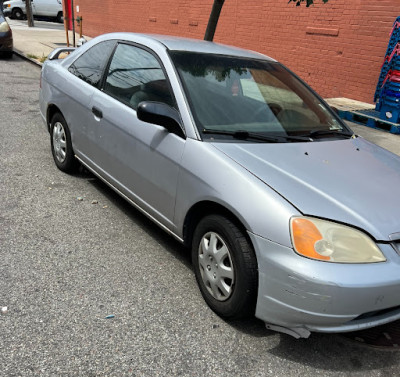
[249,232,400,338]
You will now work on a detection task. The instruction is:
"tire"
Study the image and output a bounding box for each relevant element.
[192,214,258,320]
[56,11,63,23]
[12,8,24,20]
[50,113,79,173]
[1,51,13,59]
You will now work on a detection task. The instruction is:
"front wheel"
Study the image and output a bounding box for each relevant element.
[11,8,24,20]
[192,214,258,320]
[50,113,79,173]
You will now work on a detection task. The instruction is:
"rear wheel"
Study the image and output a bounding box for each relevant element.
[11,8,24,20]
[192,214,258,320]
[50,113,79,173]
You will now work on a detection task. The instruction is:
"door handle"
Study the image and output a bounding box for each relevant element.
[92,106,103,119]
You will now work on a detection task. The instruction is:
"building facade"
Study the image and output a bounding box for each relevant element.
[70,0,399,103]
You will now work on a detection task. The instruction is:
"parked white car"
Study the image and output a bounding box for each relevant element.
[3,0,63,22]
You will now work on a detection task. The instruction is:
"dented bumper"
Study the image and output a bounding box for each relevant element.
[249,232,400,338]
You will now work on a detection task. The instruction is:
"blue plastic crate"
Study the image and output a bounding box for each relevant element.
[384,81,400,91]
[381,98,400,110]
[383,89,400,99]
[391,29,400,37]
[387,39,399,47]
[390,62,400,70]
[377,80,400,103]
[390,55,400,62]
[374,63,392,101]
[386,42,399,55]
[374,17,400,105]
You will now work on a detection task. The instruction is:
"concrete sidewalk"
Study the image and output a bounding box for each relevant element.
[8,18,88,65]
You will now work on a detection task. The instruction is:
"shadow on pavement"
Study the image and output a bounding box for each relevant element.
[268,332,397,373]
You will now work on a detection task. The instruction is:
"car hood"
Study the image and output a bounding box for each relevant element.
[212,137,400,241]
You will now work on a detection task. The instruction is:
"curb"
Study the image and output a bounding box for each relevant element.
[12,48,43,67]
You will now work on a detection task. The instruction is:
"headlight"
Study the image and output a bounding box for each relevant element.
[290,217,386,263]
[0,22,10,33]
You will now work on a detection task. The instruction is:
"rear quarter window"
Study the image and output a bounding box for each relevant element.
[68,40,116,88]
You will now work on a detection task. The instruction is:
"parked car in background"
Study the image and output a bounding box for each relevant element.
[3,0,62,22]
[0,9,12,58]
[39,33,400,339]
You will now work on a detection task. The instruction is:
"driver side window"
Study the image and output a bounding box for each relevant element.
[103,44,175,110]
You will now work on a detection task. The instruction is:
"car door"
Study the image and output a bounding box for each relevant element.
[86,42,186,230]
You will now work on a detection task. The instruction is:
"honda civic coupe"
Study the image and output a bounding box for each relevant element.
[39,33,400,338]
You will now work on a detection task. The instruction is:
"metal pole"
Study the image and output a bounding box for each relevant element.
[63,0,69,46]
[71,0,75,47]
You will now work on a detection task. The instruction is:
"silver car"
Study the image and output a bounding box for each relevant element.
[39,33,400,339]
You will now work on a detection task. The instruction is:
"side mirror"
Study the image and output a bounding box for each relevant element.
[137,101,185,139]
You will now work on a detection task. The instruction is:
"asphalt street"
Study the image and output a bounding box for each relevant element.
[1,54,400,377]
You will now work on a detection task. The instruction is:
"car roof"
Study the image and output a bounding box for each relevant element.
[96,32,276,61]
[149,34,274,60]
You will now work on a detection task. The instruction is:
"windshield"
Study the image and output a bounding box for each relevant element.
[169,51,350,142]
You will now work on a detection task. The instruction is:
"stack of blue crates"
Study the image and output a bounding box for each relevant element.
[374,16,400,123]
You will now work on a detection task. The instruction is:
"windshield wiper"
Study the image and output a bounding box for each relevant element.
[301,129,354,139]
[202,129,312,143]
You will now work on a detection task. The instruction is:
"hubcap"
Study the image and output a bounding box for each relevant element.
[198,232,234,301]
[52,122,67,163]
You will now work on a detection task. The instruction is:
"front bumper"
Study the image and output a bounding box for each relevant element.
[249,232,400,338]
[0,35,13,52]
[3,9,11,17]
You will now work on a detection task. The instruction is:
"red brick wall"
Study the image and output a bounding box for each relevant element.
[73,0,399,103]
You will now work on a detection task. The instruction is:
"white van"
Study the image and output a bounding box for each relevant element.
[3,0,63,23]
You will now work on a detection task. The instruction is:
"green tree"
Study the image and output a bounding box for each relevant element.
[204,0,329,41]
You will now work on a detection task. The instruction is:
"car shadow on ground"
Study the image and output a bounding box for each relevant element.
[269,332,398,372]
[79,168,399,373]
[80,167,191,269]
[228,317,398,372]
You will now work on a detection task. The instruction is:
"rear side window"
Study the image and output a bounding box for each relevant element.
[103,43,175,110]
[68,40,116,88]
